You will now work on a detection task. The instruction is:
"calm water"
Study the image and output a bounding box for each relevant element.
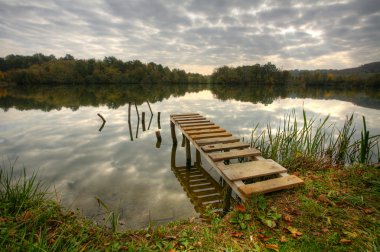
[1,84,379,229]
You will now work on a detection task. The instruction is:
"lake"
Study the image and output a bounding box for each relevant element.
[1,84,379,229]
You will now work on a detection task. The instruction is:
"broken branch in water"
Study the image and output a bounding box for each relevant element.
[97,113,106,132]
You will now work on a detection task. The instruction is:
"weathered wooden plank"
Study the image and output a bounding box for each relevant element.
[177,119,210,124]
[219,160,287,181]
[192,132,232,140]
[173,117,206,122]
[182,125,220,131]
[180,122,215,127]
[186,128,226,135]
[171,113,200,118]
[196,137,240,146]
[208,148,261,162]
[172,115,203,120]
[238,175,304,195]
[202,142,250,152]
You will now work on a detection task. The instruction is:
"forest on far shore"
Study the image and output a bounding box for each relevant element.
[0,53,379,87]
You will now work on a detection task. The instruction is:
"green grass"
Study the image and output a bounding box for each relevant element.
[250,109,380,172]
[1,162,379,251]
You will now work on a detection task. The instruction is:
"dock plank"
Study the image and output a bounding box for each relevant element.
[182,125,220,130]
[219,160,287,181]
[171,113,200,118]
[192,132,232,140]
[196,137,240,146]
[173,117,206,122]
[177,119,210,124]
[202,142,250,152]
[186,128,226,135]
[208,148,261,162]
[238,175,304,195]
[180,122,215,127]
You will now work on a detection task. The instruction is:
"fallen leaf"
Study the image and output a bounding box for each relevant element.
[235,204,246,213]
[343,230,358,239]
[231,232,244,238]
[321,227,329,233]
[318,194,335,206]
[168,249,176,252]
[340,239,352,244]
[280,236,287,243]
[283,214,292,225]
[312,232,321,236]
[286,226,302,238]
[363,208,374,214]
[257,233,270,241]
[0,217,7,223]
[265,244,279,251]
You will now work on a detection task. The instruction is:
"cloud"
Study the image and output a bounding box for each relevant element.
[0,0,379,74]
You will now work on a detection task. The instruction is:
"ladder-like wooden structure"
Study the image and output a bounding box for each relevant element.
[170,113,304,201]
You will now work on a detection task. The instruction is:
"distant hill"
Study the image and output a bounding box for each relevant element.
[290,61,380,76]
[338,62,380,74]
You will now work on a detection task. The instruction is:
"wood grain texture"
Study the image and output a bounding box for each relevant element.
[191,132,232,140]
[202,142,250,152]
[219,159,287,181]
[195,137,240,146]
[238,175,304,195]
[208,148,261,161]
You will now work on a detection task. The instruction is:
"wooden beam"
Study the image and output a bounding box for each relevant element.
[218,160,287,181]
[208,148,261,162]
[191,132,232,140]
[186,128,226,135]
[202,142,250,152]
[196,137,240,146]
[180,122,215,127]
[182,125,220,130]
[238,175,304,195]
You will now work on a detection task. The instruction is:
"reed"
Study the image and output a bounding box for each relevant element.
[250,109,380,169]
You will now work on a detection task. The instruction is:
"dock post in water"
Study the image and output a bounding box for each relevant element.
[186,138,191,168]
[142,112,146,131]
[155,131,162,148]
[170,121,177,145]
[157,112,161,129]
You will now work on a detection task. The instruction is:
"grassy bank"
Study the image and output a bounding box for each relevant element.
[1,162,379,251]
[1,111,380,251]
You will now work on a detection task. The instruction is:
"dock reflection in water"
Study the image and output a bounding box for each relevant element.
[170,144,224,215]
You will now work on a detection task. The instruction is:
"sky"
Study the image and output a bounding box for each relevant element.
[0,0,379,74]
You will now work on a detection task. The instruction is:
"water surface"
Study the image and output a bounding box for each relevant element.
[1,84,379,229]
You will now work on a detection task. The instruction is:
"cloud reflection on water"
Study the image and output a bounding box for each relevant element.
[1,89,379,229]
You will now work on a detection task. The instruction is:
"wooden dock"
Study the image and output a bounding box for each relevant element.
[170,113,304,201]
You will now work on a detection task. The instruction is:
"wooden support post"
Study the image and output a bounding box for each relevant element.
[128,102,131,121]
[196,149,201,165]
[155,131,162,148]
[186,138,191,168]
[181,133,186,147]
[128,120,133,141]
[142,112,146,131]
[157,112,161,129]
[170,121,177,145]
[136,117,140,139]
[223,184,232,214]
[171,144,177,168]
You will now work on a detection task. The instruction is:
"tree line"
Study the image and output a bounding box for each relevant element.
[0,54,207,85]
[0,53,378,87]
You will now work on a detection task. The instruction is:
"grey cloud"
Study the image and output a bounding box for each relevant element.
[0,0,379,72]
